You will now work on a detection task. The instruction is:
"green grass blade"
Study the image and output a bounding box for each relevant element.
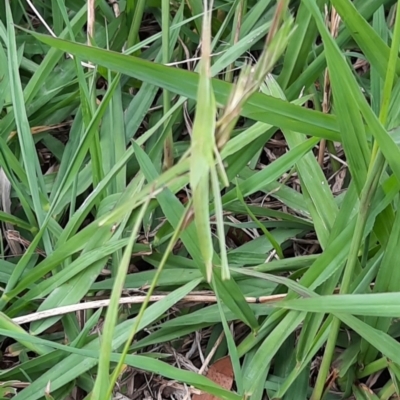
[27,31,341,141]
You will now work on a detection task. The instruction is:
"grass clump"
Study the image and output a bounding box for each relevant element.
[1,0,400,399]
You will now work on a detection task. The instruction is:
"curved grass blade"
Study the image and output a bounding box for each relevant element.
[278,292,400,317]
[91,199,150,399]
[27,31,341,141]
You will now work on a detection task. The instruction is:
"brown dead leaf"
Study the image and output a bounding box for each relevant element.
[227,227,251,246]
[8,122,70,141]
[332,168,346,194]
[193,356,234,400]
